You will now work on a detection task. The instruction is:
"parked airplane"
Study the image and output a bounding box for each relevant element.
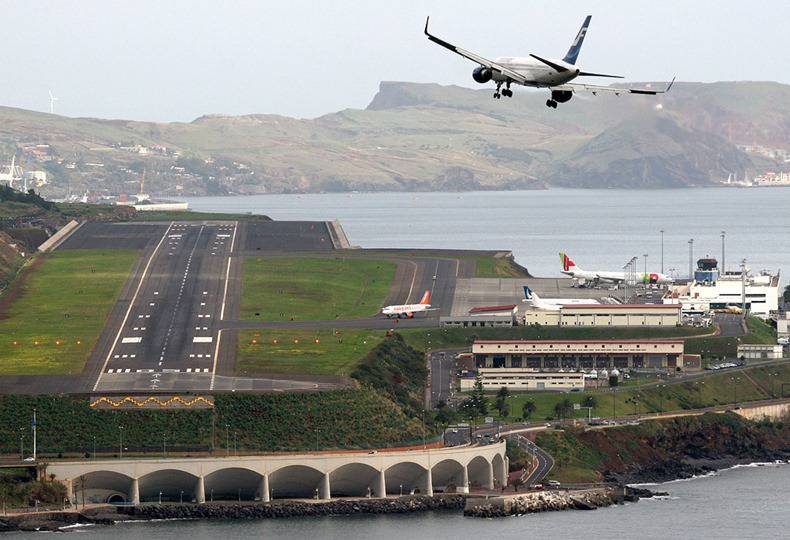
[424,15,674,108]
[381,290,434,318]
[560,252,673,285]
[522,286,598,310]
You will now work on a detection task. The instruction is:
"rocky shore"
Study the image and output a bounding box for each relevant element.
[463,486,664,518]
[0,496,466,532]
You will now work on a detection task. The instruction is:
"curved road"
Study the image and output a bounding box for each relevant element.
[510,433,554,486]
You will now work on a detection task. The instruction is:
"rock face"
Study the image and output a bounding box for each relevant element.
[463,486,662,518]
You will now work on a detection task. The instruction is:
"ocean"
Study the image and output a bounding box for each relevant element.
[180,187,790,284]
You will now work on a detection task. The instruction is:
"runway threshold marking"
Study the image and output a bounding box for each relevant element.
[92,221,174,392]
[210,221,238,390]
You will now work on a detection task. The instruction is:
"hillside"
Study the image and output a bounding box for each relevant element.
[1,81,789,195]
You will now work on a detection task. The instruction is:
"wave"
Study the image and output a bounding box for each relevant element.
[59,522,96,530]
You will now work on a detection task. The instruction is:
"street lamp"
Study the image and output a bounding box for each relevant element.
[180,490,184,504]
[92,435,96,460]
[118,426,124,458]
[163,433,167,458]
[159,491,162,505]
[225,424,230,457]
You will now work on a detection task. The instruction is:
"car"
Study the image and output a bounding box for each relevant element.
[23,457,36,462]
[545,480,561,488]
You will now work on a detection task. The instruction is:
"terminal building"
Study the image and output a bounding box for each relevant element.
[472,339,688,371]
[523,303,682,327]
[460,369,584,391]
[663,258,780,319]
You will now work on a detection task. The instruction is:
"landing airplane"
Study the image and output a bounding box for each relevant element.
[522,286,598,310]
[381,290,434,318]
[560,252,673,285]
[424,15,674,108]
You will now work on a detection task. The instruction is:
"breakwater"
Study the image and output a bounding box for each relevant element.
[463,486,661,518]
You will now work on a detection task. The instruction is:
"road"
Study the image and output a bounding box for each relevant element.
[510,433,555,486]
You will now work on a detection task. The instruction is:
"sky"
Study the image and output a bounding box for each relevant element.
[3,0,789,122]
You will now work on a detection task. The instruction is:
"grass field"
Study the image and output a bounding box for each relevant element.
[240,256,395,321]
[482,362,790,423]
[685,317,776,359]
[237,328,386,376]
[399,325,710,352]
[472,255,530,278]
[0,249,138,375]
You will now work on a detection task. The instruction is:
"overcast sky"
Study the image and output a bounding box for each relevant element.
[4,0,789,121]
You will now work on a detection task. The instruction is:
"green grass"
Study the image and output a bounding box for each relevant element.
[472,255,529,278]
[0,249,138,375]
[237,328,386,376]
[240,256,395,321]
[483,362,790,424]
[685,317,776,359]
[534,430,604,483]
[399,325,709,352]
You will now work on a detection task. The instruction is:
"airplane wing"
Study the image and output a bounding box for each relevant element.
[424,17,530,85]
[555,77,675,96]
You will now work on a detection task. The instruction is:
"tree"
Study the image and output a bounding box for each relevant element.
[553,398,573,421]
[609,374,619,387]
[582,396,598,409]
[522,400,537,421]
[472,375,488,416]
[496,386,510,400]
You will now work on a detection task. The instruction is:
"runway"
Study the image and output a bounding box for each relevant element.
[91,221,237,392]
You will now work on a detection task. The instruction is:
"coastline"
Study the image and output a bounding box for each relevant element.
[2,460,789,532]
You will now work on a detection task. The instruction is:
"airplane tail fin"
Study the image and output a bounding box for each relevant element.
[419,290,431,305]
[523,286,534,300]
[560,252,578,272]
[563,15,591,65]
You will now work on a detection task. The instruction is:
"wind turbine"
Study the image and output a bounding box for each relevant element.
[48,90,59,114]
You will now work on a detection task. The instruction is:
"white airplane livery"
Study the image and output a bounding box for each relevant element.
[382,290,433,318]
[560,252,673,285]
[522,286,598,310]
[425,15,674,108]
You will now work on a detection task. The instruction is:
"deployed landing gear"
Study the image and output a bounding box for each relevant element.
[545,99,558,109]
[494,82,513,99]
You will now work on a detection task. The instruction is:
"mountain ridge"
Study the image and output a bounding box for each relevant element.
[0,80,788,196]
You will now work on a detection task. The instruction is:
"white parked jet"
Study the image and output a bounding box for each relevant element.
[560,252,673,285]
[522,286,599,310]
[382,290,434,318]
[424,15,674,108]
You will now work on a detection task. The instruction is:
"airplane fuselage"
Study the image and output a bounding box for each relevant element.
[491,56,580,87]
[562,269,673,285]
[381,303,431,317]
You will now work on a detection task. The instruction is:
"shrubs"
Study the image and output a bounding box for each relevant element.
[0,390,426,454]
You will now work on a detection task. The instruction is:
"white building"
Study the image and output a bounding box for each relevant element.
[460,370,584,391]
[663,259,780,319]
[736,344,784,360]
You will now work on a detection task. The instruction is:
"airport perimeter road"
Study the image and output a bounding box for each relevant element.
[715,313,747,337]
[91,221,238,393]
[430,349,466,408]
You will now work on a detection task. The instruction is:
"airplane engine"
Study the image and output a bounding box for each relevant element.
[472,66,492,83]
[551,90,573,103]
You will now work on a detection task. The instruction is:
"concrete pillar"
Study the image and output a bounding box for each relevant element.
[195,476,205,504]
[130,478,140,505]
[259,474,270,502]
[423,468,433,497]
[485,460,495,490]
[375,469,386,498]
[505,456,510,478]
[495,458,507,488]
[458,465,469,494]
[319,473,331,500]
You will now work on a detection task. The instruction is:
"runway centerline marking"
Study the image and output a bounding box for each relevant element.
[92,221,174,392]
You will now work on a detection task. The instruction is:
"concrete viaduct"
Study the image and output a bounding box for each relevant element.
[47,442,507,505]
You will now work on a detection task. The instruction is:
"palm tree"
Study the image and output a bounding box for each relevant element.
[522,400,537,421]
